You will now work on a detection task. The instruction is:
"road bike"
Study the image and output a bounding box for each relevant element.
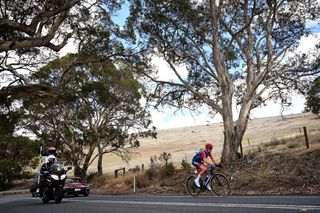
[185,165,230,197]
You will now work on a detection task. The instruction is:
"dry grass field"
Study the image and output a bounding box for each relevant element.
[89,112,320,175]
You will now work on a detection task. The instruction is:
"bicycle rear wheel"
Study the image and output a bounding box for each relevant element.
[210,173,230,197]
[185,175,201,197]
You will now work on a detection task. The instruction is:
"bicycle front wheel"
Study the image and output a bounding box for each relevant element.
[185,175,201,197]
[210,173,230,197]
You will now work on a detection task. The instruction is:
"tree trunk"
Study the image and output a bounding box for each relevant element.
[221,117,236,164]
[97,145,103,176]
[221,109,250,164]
[73,162,82,177]
[81,143,96,178]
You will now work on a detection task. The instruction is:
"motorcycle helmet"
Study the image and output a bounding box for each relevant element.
[47,155,56,164]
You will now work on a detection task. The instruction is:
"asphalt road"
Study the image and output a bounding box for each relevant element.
[1,194,320,213]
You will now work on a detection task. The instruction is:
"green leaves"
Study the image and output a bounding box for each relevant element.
[21,51,154,176]
[0,111,39,190]
[305,77,320,115]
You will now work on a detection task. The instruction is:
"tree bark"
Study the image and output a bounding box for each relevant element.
[0,0,79,52]
[97,145,103,176]
[221,106,251,164]
[73,162,82,177]
[81,143,95,178]
[0,84,59,102]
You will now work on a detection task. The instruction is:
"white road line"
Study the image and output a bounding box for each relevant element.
[70,199,320,210]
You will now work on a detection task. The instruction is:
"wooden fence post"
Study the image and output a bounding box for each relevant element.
[133,174,136,192]
[141,164,144,172]
[303,126,309,149]
[114,167,125,178]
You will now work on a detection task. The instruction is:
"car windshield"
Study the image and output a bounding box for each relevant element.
[65,178,81,183]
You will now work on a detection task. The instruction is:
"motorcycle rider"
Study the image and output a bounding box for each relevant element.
[30,146,59,196]
[36,154,57,194]
[41,155,56,174]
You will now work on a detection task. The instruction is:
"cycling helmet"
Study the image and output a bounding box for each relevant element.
[47,155,56,163]
[205,143,213,151]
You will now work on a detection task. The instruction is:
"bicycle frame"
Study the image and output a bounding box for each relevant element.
[185,166,230,197]
[198,171,217,191]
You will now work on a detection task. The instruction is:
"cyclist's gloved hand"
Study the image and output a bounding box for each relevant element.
[217,163,223,168]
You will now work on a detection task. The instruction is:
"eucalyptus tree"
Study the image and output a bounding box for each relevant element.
[128,0,320,163]
[0,106,39,190]
[305,76,320,116]
[22,54,155,177]
[0,0,124,100]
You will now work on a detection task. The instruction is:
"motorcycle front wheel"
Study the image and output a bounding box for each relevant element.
[54,186,63,203]
[42,188,49,204]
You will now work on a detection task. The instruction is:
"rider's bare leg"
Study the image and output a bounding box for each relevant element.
[198,165,207,176]
[195,165,207,187]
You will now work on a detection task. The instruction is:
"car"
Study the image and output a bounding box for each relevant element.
[63,176,90,197]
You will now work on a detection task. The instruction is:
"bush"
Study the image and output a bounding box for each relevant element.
[135,173,150,188]
[124,173,150,188]
[266,136,286,147]
[90,175,107,188]
[287,143,299,149]
[159,163,176,179]
[124,175,133,186]
[145,165,159,180]
[146,155,160,180]
[181,159,191,171]
[86,172,98,183]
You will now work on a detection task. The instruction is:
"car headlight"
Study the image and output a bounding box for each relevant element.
[51,174,59,180]
[61,174,67,180]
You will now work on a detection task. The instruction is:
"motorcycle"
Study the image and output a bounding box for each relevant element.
[35,164,71,204]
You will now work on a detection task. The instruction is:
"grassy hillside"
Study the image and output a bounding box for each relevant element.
[90,112,320,175]
[90,125,320,195]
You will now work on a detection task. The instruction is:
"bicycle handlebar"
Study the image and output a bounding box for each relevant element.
[209,164,223,175]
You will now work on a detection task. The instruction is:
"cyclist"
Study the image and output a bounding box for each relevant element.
[192,143,221,191]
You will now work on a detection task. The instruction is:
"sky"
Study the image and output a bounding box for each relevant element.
[59,2,320,130]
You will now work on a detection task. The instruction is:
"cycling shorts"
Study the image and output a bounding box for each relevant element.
[192,161,206,169]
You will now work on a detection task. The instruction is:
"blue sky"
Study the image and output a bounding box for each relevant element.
[111,1,130,29]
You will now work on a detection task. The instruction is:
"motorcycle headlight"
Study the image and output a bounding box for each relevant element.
[51,174,59,180]
[61,174,67,180]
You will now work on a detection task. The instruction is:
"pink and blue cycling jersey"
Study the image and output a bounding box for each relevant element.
[192,149,213,167]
